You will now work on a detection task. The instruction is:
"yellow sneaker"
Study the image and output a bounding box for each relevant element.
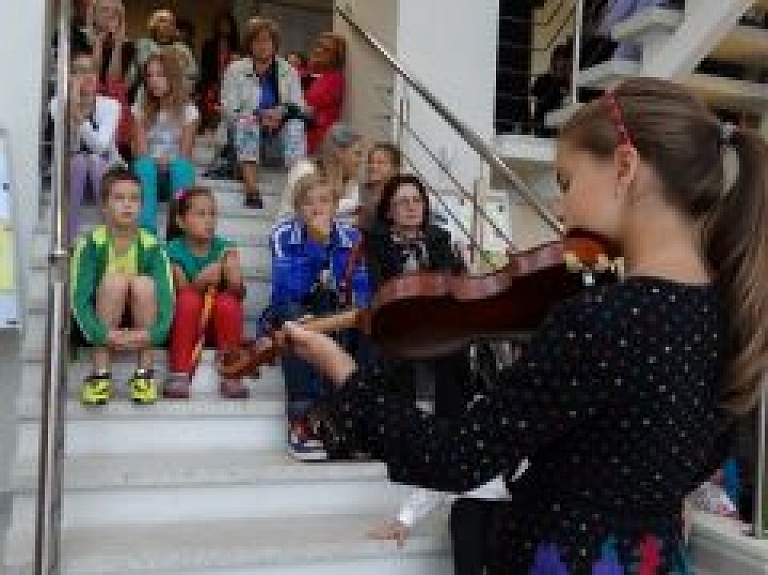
[80,372,113,406]
[129,369,158,405]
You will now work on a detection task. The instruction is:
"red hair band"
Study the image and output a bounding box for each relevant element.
[602,91,634,148]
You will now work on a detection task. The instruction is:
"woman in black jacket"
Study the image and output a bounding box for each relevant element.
[365,174,469,418]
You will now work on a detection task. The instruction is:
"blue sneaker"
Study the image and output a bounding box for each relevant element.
[288,420,327,462]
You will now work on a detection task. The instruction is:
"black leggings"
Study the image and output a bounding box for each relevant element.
[449,498,499,575]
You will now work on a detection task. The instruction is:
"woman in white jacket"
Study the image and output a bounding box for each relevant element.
[220,17,307,209]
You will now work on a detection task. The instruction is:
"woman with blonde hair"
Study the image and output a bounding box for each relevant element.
[131,49,198,234]
[276,123,362,222]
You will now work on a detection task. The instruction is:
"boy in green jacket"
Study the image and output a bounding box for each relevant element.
[70,167,174,405]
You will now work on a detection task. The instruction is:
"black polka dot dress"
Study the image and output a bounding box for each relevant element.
[328,277,724,574]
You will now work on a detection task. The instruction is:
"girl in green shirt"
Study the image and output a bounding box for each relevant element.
[165,186,249,399]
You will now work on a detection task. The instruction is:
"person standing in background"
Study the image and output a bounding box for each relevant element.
[200,10,240,131]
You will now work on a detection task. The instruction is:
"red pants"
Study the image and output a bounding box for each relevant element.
[169,287,244,375]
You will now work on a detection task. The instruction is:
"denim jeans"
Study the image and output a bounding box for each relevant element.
[266,300,359,422]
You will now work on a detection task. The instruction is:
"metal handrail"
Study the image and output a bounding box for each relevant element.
[571,0,585,107]
[36,0,71,571]
[336,4,563,237]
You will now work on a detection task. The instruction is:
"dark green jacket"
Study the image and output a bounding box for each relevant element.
[70,225,174,346]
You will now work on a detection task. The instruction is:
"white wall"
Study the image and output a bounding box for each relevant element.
[0,0,46,491]
[395,0,499,193]
[334,0,399,145]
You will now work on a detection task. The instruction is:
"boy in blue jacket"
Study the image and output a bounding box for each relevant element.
[269,171,371,461]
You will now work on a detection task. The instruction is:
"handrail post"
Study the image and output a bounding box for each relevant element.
[396,92,407,150]
[36,0,71,572]
[754,373,767,539]
[571,0,585,106]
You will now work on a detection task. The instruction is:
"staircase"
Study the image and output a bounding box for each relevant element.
[539,0,768,127]
[2,151,452,573]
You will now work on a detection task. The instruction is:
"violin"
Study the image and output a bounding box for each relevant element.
[367,229,617,359]
[216,230,616,378]
[217,309,367,378]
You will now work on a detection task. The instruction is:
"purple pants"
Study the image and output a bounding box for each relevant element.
[70,153,109,241]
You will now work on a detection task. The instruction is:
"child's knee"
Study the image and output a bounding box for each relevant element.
[133,156,157,176]
[176,286,204,311]
[70,153,88,170]
[129,276,156,301]
[100,273,131,294]
[213,293,243,317]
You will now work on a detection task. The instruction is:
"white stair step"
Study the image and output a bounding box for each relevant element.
[199,176,286,196]
[689,511,768,575]
[16,393,287,457]
[12,451,388,492]
[545,102,584,128]
[494,134,555,170]
[611,7,683,43]
[576,58,642,89]
[714,22,768,64]
[4,513,450,575]
[613,6,768,66]
[576,58,768,112]
[19,352,284,399]
[8,453,408,530]
[683,72,768,110]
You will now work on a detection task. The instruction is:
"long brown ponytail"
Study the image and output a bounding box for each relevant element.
[561,77,768,414]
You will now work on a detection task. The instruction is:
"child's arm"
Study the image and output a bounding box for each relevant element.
[221,248,245,296]
[171,263,189,291]
[131,109,149,157]
[79,98,120,154]
[70,237,109,346]
[146,245,175,346]
[179,105,199,160]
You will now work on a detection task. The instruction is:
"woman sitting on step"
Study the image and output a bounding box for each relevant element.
[131,48,198,235]
[276,123,363,224]
[220,17,307,209]
[164,186,250,400]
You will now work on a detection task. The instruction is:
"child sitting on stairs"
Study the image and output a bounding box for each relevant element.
[71,167,174,406]
[164,186,249,399]
[268,170,372,460]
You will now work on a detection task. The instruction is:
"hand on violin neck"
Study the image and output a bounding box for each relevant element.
[282,321,358,386]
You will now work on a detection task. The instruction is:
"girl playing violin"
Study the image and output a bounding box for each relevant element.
[280,77,768,573]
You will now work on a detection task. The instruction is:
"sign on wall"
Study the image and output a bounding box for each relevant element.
[0,130,20,328]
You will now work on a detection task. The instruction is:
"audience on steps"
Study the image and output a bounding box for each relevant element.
[54,7,752,573]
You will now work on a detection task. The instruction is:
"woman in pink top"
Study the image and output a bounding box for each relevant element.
[304,33,346,155]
